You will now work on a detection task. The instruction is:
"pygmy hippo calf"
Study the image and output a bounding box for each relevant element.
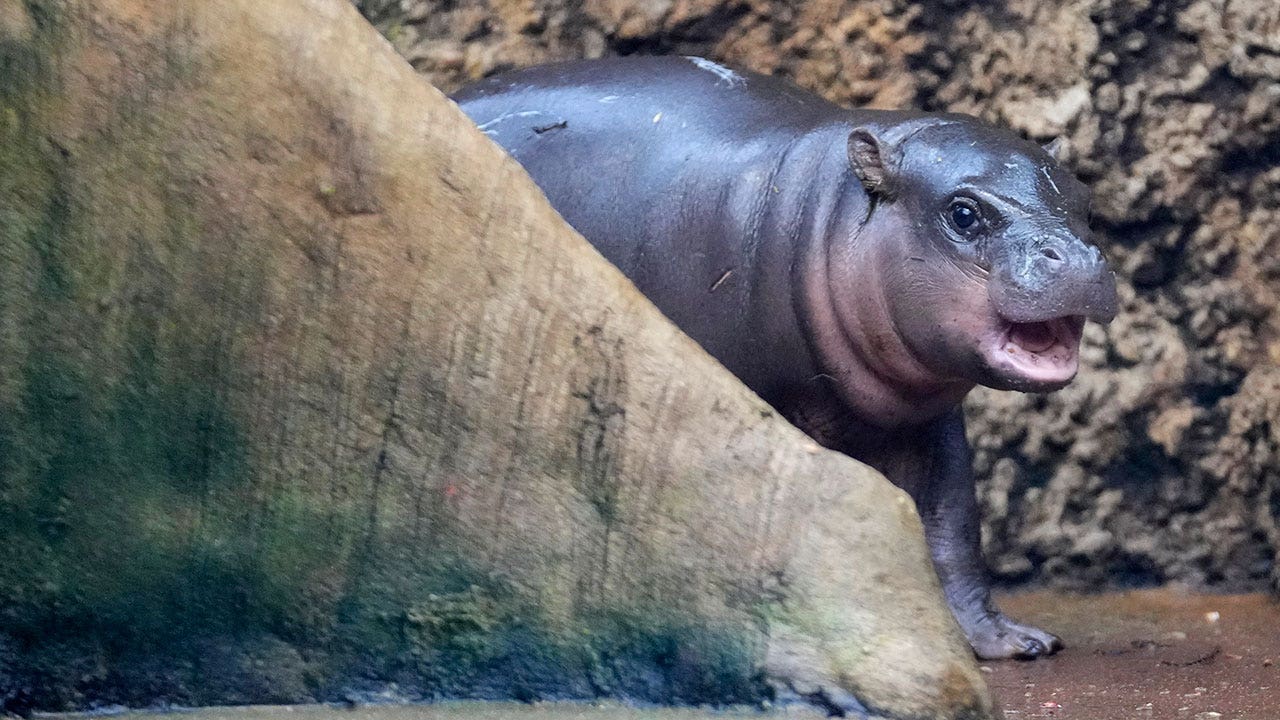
[453,57,1118,661]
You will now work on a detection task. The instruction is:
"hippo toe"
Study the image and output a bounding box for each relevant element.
[963,611,1064,660]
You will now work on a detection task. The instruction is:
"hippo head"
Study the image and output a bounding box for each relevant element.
[842,116,1118,394]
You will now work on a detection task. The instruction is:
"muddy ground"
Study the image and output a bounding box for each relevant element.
[989,590,1280,719]
[354,0,1280,593]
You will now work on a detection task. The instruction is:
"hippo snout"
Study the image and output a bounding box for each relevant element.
[990,235,1118,325]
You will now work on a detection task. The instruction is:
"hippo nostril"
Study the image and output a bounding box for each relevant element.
[1041,247,1063,262]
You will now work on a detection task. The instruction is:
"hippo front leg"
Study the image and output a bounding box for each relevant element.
[907,410,1063,660]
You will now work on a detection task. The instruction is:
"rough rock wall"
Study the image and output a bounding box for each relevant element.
[358,0,1280,592]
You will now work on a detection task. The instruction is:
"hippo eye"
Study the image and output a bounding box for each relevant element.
[947,198,982,235]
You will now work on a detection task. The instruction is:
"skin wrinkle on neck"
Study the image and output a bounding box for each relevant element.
[850,230,972,409]
[806,187,972,429]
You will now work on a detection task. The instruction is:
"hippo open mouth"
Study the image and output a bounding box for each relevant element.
[985,315,1084,388]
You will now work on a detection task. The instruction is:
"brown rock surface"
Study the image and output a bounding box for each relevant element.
[0,0,991,716]
[358,0,1280,592]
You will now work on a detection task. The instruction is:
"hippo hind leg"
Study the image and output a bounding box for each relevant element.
[766,629,871,717]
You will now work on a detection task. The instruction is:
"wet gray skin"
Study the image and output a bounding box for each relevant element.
[454,56,1117,668]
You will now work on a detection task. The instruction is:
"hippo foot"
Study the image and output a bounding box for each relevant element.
[772,681,870,718]
[961,611,1062,660]
[766,631,870,718]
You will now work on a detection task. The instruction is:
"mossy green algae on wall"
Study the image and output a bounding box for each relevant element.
[0,3,771,710]
[0,0,272,703]
[0,0,62,614]
[0,2,996,717]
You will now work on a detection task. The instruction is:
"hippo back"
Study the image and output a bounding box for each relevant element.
[452,57,856,395]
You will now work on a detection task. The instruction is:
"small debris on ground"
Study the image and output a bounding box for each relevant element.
[986,590,1280,719]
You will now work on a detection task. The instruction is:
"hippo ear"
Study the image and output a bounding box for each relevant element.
[848,128,898,197]
[1042,137,1064,160]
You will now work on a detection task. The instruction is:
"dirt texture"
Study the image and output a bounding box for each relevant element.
[986,590,1280,719]
[355,0,1280,593]
[0,0,991,716]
